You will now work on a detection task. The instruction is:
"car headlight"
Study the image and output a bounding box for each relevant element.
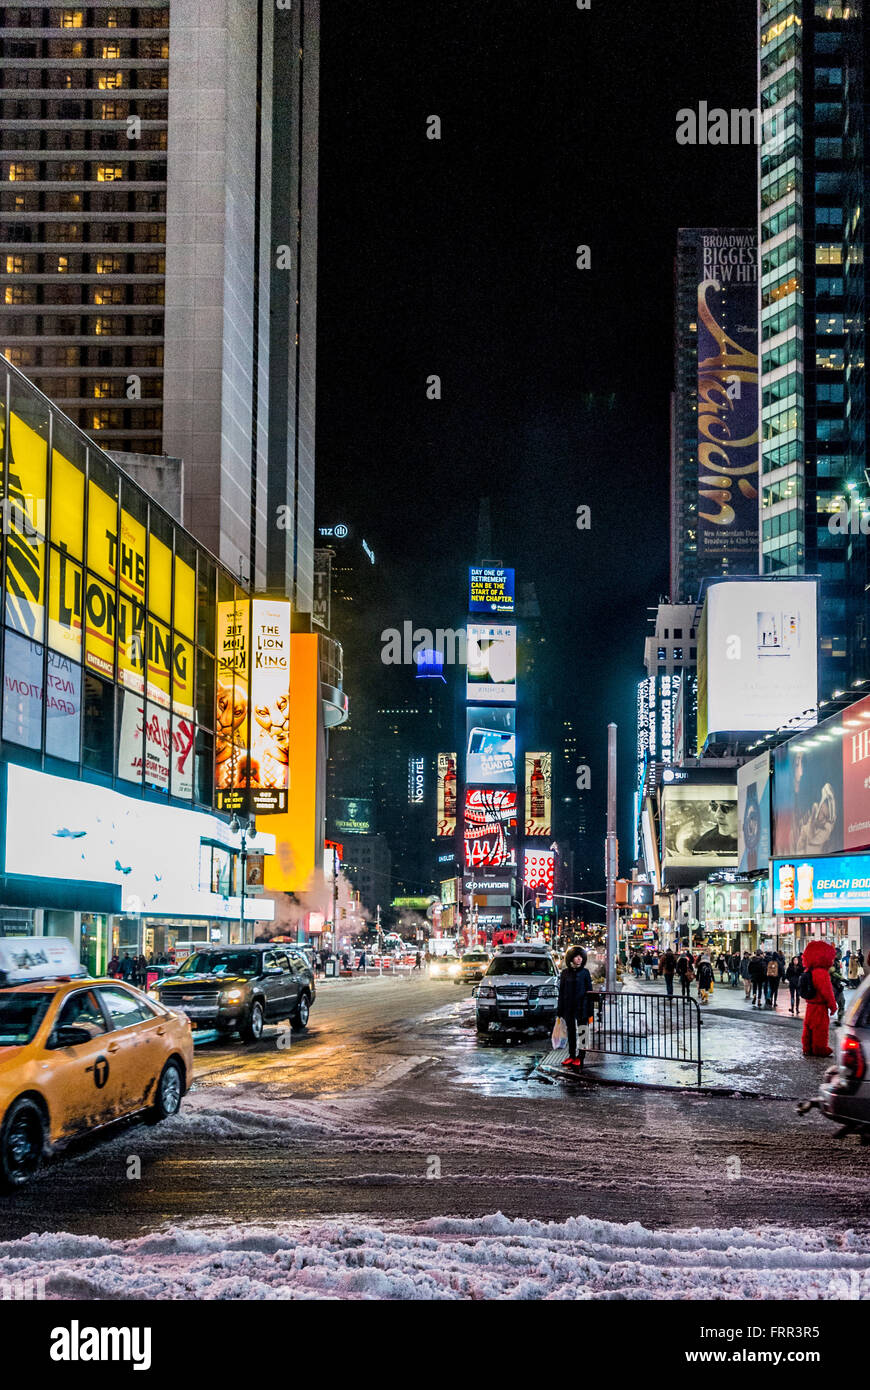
[147,988,161,1000]
[477,985,496,999]
[448,963,460,975]
[538,984,558,998]
[220,988,244,1004]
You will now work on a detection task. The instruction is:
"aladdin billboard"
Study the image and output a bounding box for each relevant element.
[773,693,870,858]
[696,230,759,572]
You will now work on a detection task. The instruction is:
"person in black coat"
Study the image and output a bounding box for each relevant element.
[557,945,593,1069]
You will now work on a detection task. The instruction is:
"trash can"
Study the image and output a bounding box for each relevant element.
[324,959,338,978]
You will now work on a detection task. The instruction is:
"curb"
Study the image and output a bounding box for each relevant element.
[535,1058,798,1102]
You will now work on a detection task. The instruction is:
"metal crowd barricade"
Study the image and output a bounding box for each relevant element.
[582,989,703,1087]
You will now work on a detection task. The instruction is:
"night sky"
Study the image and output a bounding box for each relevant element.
[316,0,757,859]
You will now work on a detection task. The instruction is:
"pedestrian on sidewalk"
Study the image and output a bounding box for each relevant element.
[748,950,766,1006]
[800,940,838,1057]
[848,953,863,988]
[830,959,846,1026]
[785,955,803,1015]
[413,949,422,971]
[697,953,714,1005]
[357,949,367,972]
[764,952,782,1009]
[715,952,728,984]
[643,950,653,981]
[630,950,642,979]
[739,950,752,998]
[556,945,593,1070]
[660,947,676,997]
[677,950,694,999]
[650,949,659,980]
[729,951,741,988]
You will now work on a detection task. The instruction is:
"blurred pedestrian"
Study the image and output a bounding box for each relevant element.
[785,955,802,1015]
[697,953,714,1005]
[660,947,676,997]
[764,952,782,1009]
[748,950,766,1007]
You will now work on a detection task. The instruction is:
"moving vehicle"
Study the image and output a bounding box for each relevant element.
[816,974,870,1138]
[457,949,491,985]
[474,942,559,1036]
[0,938,193,1189]
[149,943,315,1040]
[429,954,461,980]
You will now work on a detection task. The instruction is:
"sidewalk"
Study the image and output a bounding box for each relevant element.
[538,980,841,1098]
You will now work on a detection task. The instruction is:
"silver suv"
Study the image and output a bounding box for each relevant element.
[818,974,870,1137]
[474,943,558,1036]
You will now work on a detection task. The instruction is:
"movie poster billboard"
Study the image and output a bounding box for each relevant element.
[466,707,516,785]
[437,752,458,836]
[464,788,517,868]
[466,624,516,703]
[772,693,870,858]
[469,567,515,615]
[215,598,291,814]
[333,798,373,836]
[738,750,771,872]
[523,846,554,902]
[525,751,552,835]
[661,781,738,869]
[696,230,759,571]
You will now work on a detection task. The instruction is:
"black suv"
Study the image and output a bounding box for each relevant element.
[150,944,315,1041]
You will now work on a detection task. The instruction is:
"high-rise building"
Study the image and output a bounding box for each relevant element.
[0,0,319,602]
[758,0,866,696]
[670,227,760,605]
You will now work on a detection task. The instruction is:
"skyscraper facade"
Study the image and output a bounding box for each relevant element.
[0,0,319,603]
[758,0,866,696]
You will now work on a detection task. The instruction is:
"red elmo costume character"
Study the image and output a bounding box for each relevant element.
[801,940,837,1057]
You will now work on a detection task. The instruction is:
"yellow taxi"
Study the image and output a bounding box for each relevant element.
[0,938,194,1188]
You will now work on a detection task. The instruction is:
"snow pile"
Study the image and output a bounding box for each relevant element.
[1,1213,867,1300]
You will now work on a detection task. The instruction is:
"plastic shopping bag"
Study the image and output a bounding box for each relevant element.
[551,1017,567,1050]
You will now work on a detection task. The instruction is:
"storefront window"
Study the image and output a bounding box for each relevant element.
[82,671,114,773]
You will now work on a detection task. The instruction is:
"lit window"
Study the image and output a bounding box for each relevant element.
[60,10,84,27]
[101,43,121,60]
[95,255,121,274]
[97,165,124,182]
[4,286,34,305]
[93,285,124,305]
[5,255,24,273]
[816,244,843,265]
[98,73,125,90]
[92,381,113,399]
[107,10,119,25]
[8,163,36,182]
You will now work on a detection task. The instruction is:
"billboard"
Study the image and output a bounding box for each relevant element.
[469,567,515,615]
[464,788,517,868]
[437,752,458,836]
[525,752,552,836]
[4,764,275,921]
[264,634,326,893]
[773,853,870,915]
[772,693,870,859]
[698,580,817,750]
[738,750,771,872]
[312,550,331,631]
[333,798,373,836]
[466,624,517,704]
[465,707,516,786]
[704,885,751,920]
[696,230,759,571]
[215,598,291,815]
[523,846,554,902]
[661,781,738,869]
[408,755,425,805]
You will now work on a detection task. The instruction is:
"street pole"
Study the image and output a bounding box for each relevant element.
[332,845,339,956]
[606,722,618,992]
[240,827,246,946]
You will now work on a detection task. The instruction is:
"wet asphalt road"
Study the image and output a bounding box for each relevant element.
[2,974,868,1240]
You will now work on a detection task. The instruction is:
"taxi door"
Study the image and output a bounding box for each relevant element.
[41,988,128,1140]
[94,985,169,1114]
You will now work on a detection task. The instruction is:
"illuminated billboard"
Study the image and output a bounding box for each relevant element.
[408,755,425,804]
[469,567,515,615]
[525,752,552,836]
[696,231,759,571]
[738,750,770,872]
[697,579,817,751]
[466,707,516,786]
[661,781,738,869]
[264,634,326,893]
[773,853,870,915]
[523,847,554,902]
[437,752,457,836]
[333,798,373,836]
[464,788,517,868]
[4,764,275,921]
[773,692,870,859]
[215,598,291,814]
[466,624,516,704]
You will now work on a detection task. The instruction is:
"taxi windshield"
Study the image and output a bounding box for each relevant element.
[0,992,52,1045]
[176,951,260,978]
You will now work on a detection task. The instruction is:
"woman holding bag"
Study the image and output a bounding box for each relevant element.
[556,945,593,1070]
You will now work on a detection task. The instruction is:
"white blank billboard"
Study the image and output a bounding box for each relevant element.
[703,580,817,739]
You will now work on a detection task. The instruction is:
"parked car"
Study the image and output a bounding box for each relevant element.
[474,942,559,1036]
[149,943,315,1041]
[0,939,193,1188]
[817,973,870,1138]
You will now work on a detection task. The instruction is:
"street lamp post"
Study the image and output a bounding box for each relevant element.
[229,815,256,945]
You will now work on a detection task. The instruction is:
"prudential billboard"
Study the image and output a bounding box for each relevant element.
[697,579,817,750]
